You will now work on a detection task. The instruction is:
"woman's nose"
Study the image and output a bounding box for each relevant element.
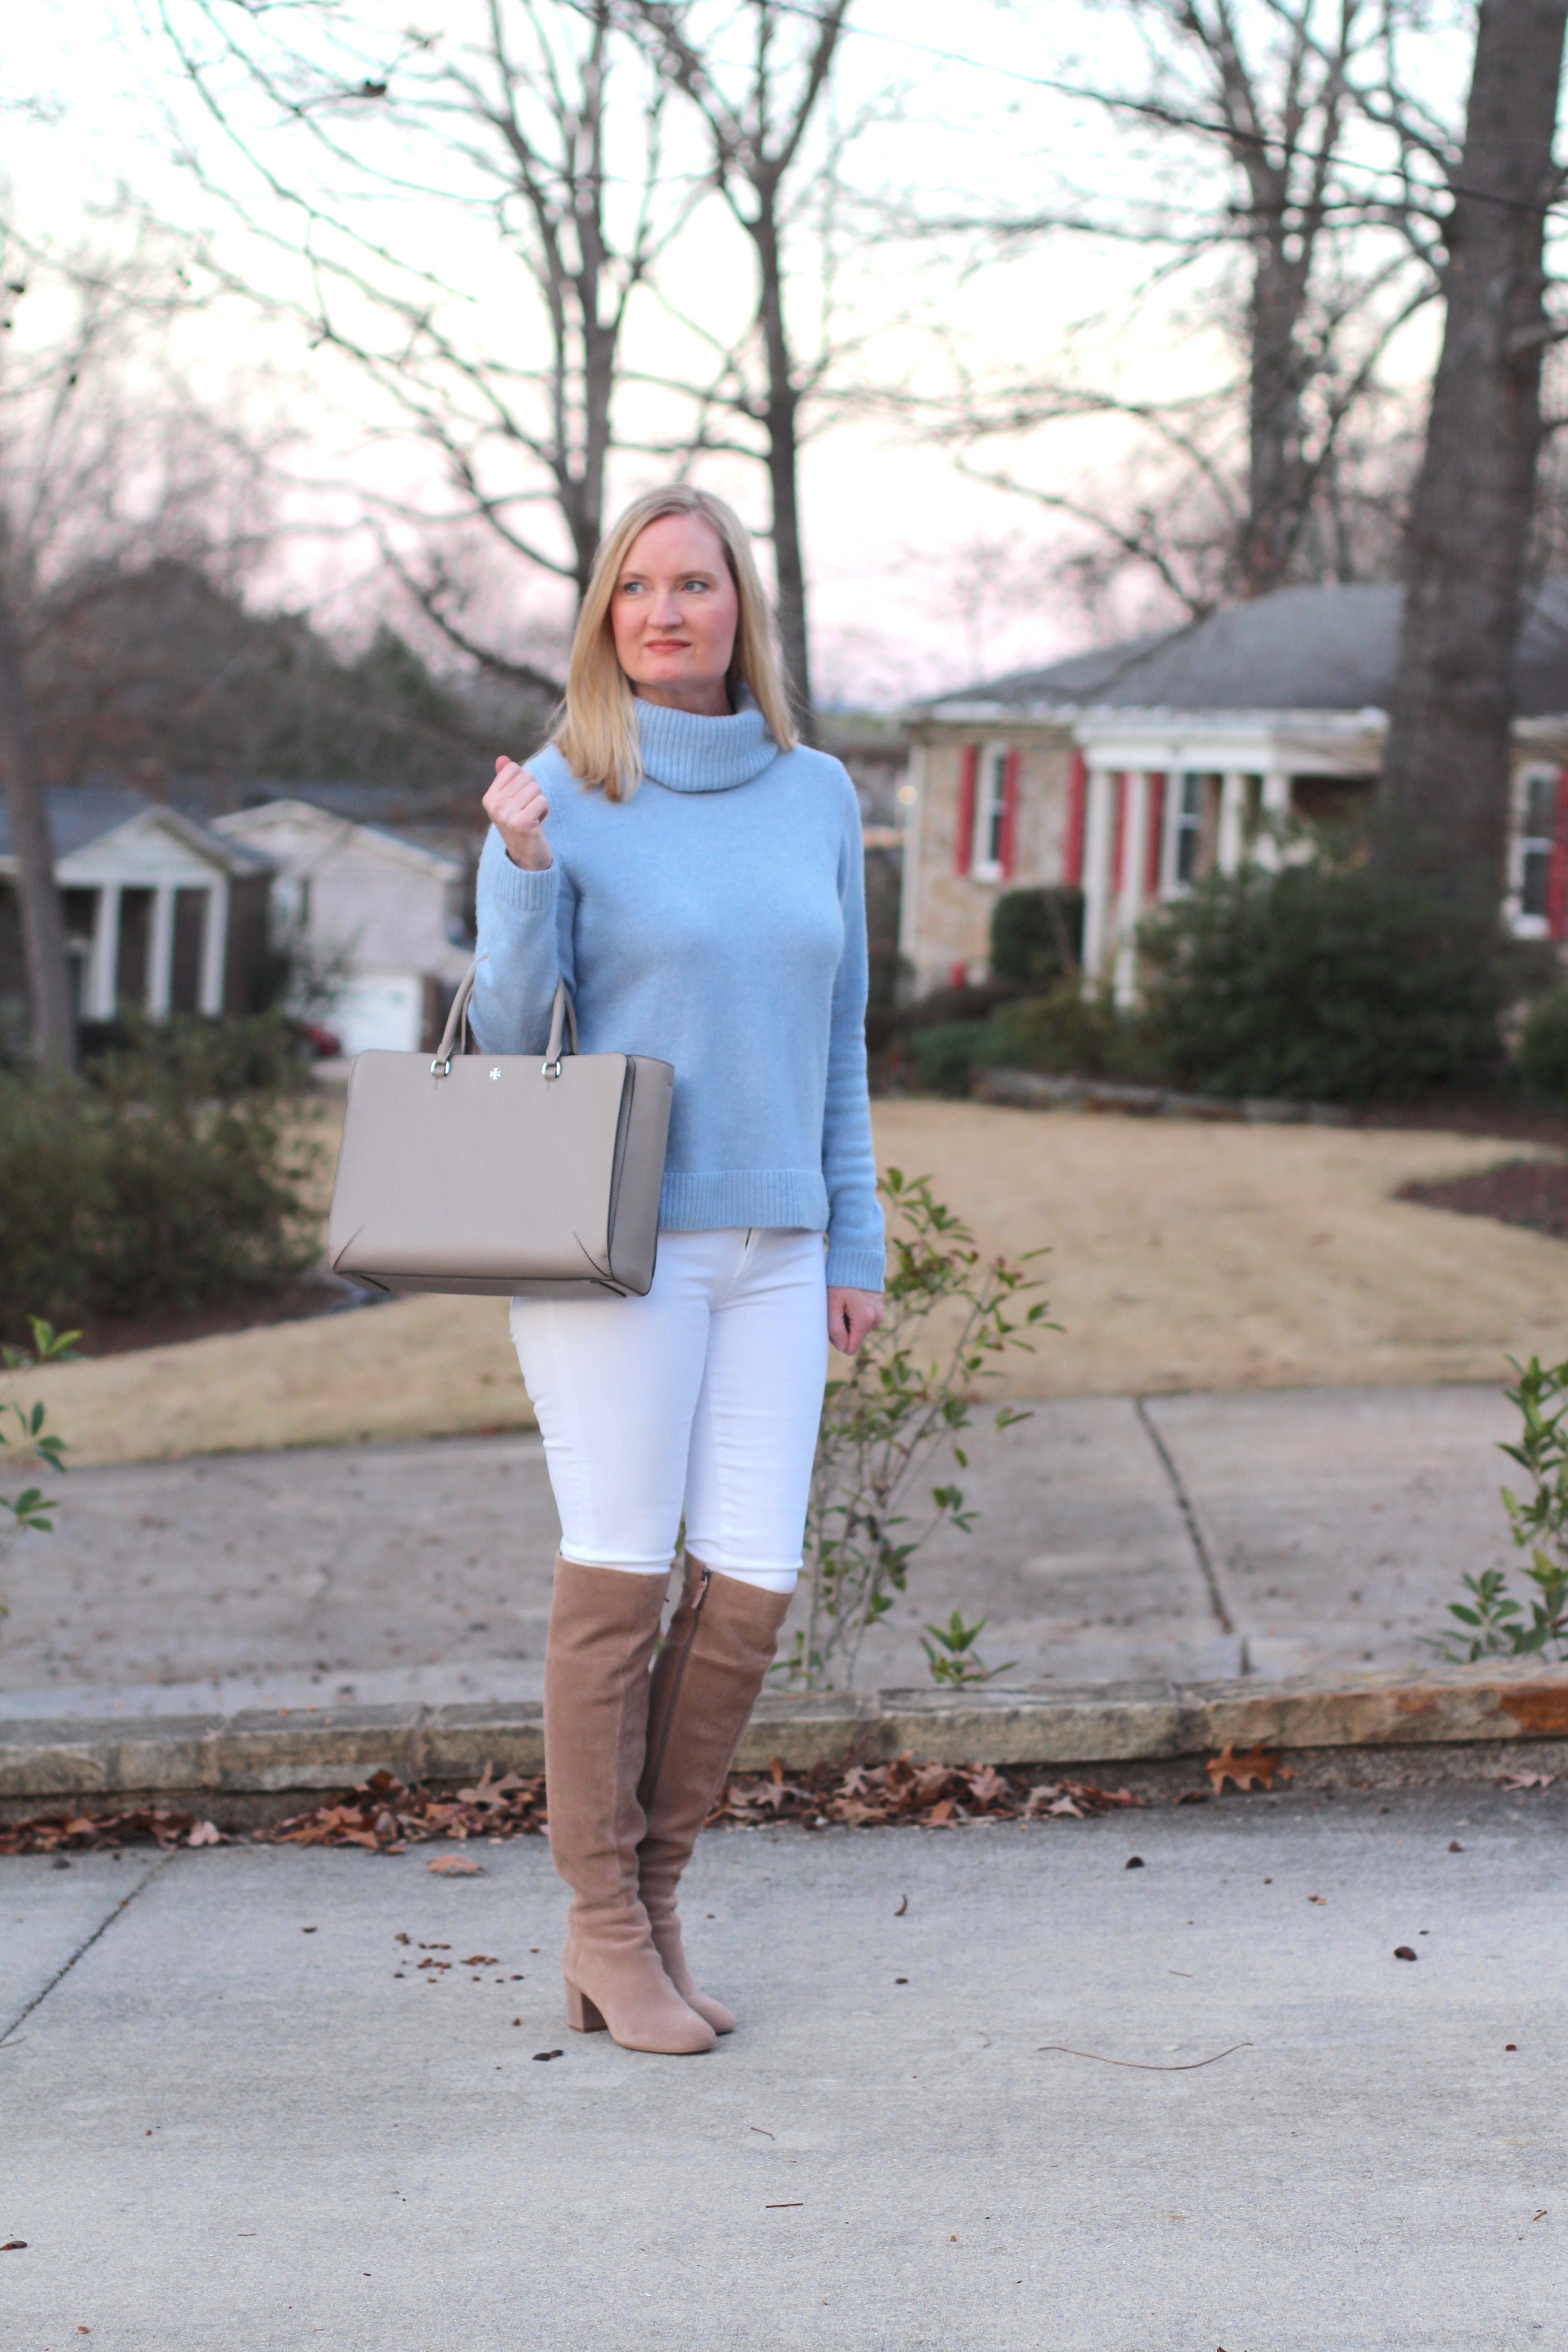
[647,588,684,628]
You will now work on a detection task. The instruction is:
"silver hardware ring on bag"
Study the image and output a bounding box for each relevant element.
[431,965,579,1080]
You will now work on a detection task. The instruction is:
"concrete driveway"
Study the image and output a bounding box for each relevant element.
[2,1783,1560,2350]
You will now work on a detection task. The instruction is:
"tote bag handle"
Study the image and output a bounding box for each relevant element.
[432,960,579,1079]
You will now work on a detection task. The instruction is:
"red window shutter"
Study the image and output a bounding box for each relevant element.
[1063,751,1087,886]
[954,746,978,876]
[1144,773,1166,897]
[998,750,1021,880]
[1109,772,1127,893]
[1549,769,1568,942]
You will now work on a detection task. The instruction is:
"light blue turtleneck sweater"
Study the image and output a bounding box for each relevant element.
[470,696,885,1292]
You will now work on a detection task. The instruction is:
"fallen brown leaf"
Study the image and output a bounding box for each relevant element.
[1205,1742,1293,1794]
[428,1856,484,1877]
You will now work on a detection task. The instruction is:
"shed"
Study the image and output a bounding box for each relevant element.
[213,798,472,1056]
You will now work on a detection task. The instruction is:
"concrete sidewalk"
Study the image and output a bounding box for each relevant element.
[4,1784,1562,2349]
[0,1385,1521,1720]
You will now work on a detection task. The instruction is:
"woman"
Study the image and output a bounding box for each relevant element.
[472,485,886,2057]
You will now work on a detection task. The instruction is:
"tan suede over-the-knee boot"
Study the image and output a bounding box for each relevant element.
[543,1556,715,2055]
[637,1558,792,2035]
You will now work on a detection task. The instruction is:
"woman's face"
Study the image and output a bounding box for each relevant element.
[609,513,740,712]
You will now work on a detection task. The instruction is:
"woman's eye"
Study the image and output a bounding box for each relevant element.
[682,579,707,593]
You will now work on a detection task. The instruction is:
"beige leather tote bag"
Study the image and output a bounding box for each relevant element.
[327,962,674,1298]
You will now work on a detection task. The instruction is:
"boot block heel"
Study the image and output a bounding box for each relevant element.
[564,1979,607,2034]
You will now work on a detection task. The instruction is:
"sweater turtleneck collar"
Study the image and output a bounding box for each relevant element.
[633,685,780,792]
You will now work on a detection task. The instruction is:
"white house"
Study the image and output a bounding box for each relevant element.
[0,788,273,1024]
[901,581,1568,1000]
[213,798,473,1056]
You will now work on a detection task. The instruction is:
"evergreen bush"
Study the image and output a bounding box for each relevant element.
[1517,988,1568,1105]
[1136,863,1504,1102]
[990,887,1084,986]
[0,1029,319,1334]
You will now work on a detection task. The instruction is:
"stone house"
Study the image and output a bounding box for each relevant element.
[900,583,1568,999]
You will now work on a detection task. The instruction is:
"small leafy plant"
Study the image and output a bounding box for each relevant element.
[779,1169,1051,1691]
[0,1316,78,1636]
[919,1609,1017,1688]
[1428,1356,1568,1664]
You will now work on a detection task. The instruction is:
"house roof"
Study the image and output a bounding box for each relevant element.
[923,580,1568,720]
[213,796,464,877]
[0,788,272,875]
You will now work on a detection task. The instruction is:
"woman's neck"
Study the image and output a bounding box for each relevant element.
[632,679,733,717]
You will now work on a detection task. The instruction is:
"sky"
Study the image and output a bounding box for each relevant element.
[2,0,1470,705]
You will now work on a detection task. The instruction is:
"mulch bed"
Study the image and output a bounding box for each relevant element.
[1397,1154,1568,1242]
[71,1275,389,1359]
[0,1758,1151,1856]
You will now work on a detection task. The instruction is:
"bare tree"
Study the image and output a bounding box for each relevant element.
[624,0,862,716]
[158,0,709,672]
[1376,0,1568,904]
[903,0,1450,616]
[0,206,295,1061]
[0,540,72,1069]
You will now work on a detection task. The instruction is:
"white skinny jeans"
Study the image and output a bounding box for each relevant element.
[509,1229,829,1594]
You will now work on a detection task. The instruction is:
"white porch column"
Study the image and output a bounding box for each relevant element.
[1080,768,1116,983]
[1113,770,1151,1005]
[1256,770,1291,870]
[897,743,926,968]
[88,887,121,1020]
[200,879,228,1015]
[147,887,176,1018]
[1217,771,1247,874]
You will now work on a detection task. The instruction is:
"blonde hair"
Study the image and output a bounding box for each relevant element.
[553,485,798,799]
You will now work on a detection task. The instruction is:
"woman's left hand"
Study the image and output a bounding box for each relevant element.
[827,1287,885,1357]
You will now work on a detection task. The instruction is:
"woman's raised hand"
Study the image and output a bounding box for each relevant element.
[484,755,552,871]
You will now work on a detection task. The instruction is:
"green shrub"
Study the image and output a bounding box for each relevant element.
[80,1010,314,1100]
[990,888,1084,986]
[1136,864,1504,1102]
[986,982,1130,1078]
[1517,989,1568,1105]
[0,1042,319,1334]
[909,1022,1004,1097]
[909,983,1146,1094]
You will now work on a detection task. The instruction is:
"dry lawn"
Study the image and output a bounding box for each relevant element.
[19,1100,1566,1466]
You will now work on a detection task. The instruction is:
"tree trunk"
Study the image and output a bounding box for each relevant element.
[1239,219,1311,597]
[1375,0,1568,905]
[752,200,813,726]
[0,569,75,1072]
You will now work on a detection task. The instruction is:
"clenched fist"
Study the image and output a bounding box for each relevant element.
[483,756,552,871]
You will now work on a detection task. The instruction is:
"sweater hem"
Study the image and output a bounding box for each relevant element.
[658,1169,830,1233]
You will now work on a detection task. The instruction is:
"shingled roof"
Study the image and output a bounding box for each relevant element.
[0,788,271,872]
[927,579,1568,719]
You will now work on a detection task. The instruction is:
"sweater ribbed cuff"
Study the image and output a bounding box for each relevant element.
[825,1245,886,1294]
[491,853,559,912]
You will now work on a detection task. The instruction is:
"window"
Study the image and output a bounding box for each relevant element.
[1173,773,1220,885]
[1520,772,1557,920]
[971,745,1011,879]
